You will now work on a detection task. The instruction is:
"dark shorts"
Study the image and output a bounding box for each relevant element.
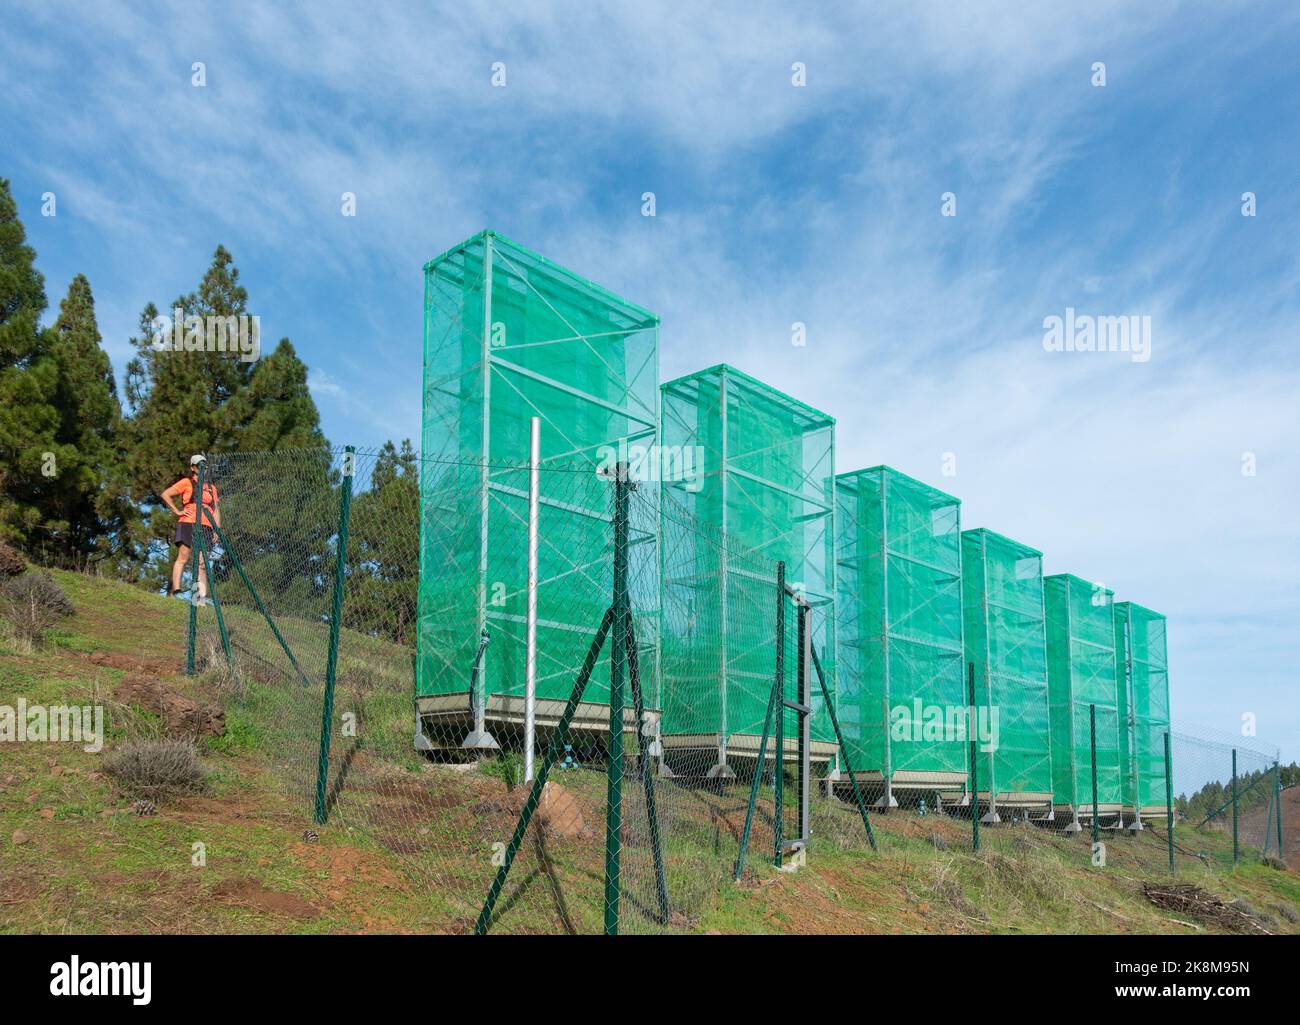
[174,523,214,550]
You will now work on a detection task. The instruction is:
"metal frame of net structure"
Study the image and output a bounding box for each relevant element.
[1114,601,1172,825]
[960,528,1053,822]
[418,229,661,758]
[1045,573,1123,829]
[834,466,967,810]
[658,363,837,782]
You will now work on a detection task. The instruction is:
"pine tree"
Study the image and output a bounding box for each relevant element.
[0,178,61,549]
[124,245,253,501]
[347,440,419,644]
[123,246,327,570]
[224,339,326,452]
[0,180,47,367]
[47,274,134,566]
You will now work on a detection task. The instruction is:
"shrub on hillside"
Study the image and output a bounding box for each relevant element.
[103,738,207,801]
[0,569,75,647]
[0,541,25,578]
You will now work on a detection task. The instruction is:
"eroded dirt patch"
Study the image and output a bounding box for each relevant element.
[83,650,181,677]
[288,842,414,931]
[114,673,225,738]
[212,876,320,920]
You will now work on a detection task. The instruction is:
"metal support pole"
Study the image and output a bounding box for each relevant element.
[314,446,354,825]
[877,470,894,812]
[474,233,493,748]
[1164,731,1174,872]
[1090,703,1100,851]
[774,561,786,866]
[1231,748,1239,865]
[968,662,979,852]
[798,601,811,847]
[716,367,730,780]
[523,416,540,783]
[604,466,630,936]
[185,457,206,675]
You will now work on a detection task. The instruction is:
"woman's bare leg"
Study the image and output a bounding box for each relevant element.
[172,544,191,593]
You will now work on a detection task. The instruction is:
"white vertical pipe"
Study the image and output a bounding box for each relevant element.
[474,234,493,741]
[524,416,541,782]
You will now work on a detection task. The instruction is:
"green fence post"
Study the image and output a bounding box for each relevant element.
[968,661,979,852]
[774,560,786,867]
[185,458,206,675]
[1090,703,1099,853]
[314,447,354,826]
[192,495,234,676]
[1164,731,1174,873]
[796,600,807,849]
[1276,760,1285,858]
[1231,748,1239,866]
[603,466,630,936]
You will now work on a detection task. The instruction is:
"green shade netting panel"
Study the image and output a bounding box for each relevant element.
[1115,602,1171,810]
[417,231,660,707]
[659,364,835,745]
[962,529,1052,799]
[836,467,965,780]
[1045,574,1122,806]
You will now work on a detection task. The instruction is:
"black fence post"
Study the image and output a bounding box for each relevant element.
[1164,731,1174,873]
[968,662,979,852]
[1090,703,1100,855]
[1231,748,1239,866]
[774,560,786,867]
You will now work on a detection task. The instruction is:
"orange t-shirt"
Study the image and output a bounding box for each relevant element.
[172,478,219,526]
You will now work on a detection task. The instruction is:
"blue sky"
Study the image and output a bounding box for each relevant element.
[3,1,1298,758]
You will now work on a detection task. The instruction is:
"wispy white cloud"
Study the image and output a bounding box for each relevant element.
[4,0,1298,753]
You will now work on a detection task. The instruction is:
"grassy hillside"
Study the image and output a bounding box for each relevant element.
[1,569,1297,935]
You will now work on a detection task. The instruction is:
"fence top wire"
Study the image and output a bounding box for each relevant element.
[1170,723,1279,764]
[206,445,788,577]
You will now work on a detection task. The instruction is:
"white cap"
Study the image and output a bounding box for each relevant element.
[190,454,206,465]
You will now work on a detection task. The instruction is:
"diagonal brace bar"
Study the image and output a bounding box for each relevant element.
[733,668,781,881]
[810,640,876,851]
[475,606,614,935]
[210,520,313,689]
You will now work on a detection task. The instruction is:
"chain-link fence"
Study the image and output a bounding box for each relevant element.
[181,445,877,934]
[173,445,1287,933]
[1172,727,1286,869]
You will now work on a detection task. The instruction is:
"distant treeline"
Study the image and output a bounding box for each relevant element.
[1177,762,1299,824]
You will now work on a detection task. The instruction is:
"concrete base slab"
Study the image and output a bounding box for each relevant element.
[461,730,500,751]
